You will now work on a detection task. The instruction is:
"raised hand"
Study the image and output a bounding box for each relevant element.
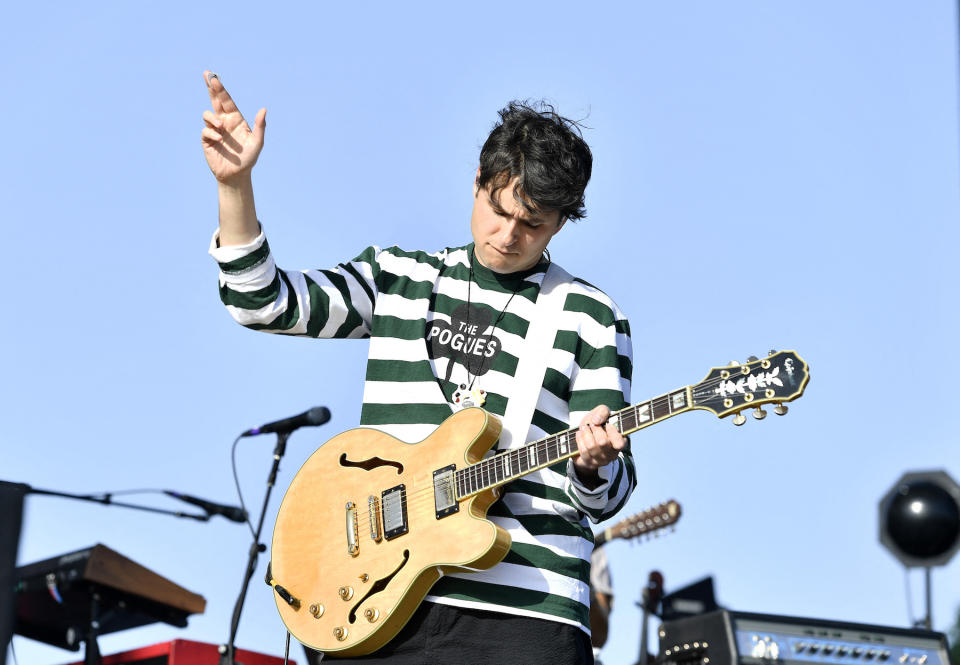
[201,71,266,184]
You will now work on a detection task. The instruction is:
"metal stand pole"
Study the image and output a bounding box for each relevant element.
[219,431,291,665]
[922,566,932,630]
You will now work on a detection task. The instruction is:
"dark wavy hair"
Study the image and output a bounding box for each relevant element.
[477,101,592,223]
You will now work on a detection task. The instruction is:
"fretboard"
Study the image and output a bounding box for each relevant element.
[455,385,693,499]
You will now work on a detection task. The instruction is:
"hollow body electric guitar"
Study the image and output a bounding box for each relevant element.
[269,350,809,656]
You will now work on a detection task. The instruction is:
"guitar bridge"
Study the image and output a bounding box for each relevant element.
[368,495,383,542]
[433,464,459,518]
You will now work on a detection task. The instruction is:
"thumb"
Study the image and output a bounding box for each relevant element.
[253,107,267,144]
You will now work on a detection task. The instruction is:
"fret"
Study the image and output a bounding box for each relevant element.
[455,384,698,497]
[634,401,653,429]
[452,382,713,500]
[669,389,688,411]
[514,448,528,474]
[651,395,671,420]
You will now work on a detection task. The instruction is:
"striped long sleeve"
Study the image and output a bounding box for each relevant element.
[210,229,635,634]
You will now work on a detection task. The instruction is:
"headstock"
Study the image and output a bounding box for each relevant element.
[602,500,682,545]
[691,350,809,423]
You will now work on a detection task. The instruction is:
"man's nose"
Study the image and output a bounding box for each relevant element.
[500,219,519,245]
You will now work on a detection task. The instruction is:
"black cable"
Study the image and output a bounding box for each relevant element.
[230,432,258,539]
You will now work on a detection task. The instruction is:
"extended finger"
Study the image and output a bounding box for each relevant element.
[202,110,223,130]
[203,70,239,115]
[201,126,223,143]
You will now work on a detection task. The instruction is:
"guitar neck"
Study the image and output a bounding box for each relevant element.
[455,386,693,499]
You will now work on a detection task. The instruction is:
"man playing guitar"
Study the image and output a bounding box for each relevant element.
[201,71,635,664]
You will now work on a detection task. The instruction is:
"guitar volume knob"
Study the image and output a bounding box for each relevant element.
[309,603,324,618]
[338,586,354,601]
[333,626,348,641]
[364,607,381,622]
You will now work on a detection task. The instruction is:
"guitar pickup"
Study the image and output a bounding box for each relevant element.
[433,464,459,518]
[381,484,408,540]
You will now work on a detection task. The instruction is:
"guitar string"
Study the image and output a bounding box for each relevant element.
[347,364,801,532]
[349,369,800,532]
[349,431,585,533]
[354,399,795,532]
[349,435,576,533]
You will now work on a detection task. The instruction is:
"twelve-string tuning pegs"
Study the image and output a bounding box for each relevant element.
[774,403,788,416]
[752,407,766,420]
[733,412,747,426]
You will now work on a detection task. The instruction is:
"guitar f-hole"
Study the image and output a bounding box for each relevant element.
[348,549,410,624]
[339,453,403,474]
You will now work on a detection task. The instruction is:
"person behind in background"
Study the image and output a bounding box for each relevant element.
[201,71,635,664]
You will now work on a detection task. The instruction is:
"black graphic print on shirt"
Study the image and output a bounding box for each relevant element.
[426,302,504,386]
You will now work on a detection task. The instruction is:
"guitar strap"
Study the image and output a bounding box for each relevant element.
[498,261,572,450]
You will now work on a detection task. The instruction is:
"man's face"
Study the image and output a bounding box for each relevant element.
[470,176,564,274]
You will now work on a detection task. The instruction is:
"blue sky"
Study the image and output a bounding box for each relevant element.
[3,2,959,664]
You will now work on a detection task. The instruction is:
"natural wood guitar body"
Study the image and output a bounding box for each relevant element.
[271,407,510,656]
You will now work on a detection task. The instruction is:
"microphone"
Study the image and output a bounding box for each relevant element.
[164,490,248,523]
[241,406,331,437]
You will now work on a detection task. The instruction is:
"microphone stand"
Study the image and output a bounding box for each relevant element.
[219,430,290,665]
[21,486,211,521]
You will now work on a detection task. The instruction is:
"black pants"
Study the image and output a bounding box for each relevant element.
[304,601,594,665]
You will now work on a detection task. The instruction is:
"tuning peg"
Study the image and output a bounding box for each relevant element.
[752,407,767,420]
[747,355,759,363]
[733,412,746,426]
[774,403,788,416]
[728,360,740,367]
[768,349,778,356]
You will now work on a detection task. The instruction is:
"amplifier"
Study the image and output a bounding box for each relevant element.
[657,610,951,665]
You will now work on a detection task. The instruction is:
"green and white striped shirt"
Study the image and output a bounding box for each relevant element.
[210,231,635,633]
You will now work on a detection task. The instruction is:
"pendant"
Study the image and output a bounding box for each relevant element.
[452,383,486,411]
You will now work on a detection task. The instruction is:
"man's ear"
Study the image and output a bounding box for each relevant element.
[474,167,481,195]
[552,218,567,236]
